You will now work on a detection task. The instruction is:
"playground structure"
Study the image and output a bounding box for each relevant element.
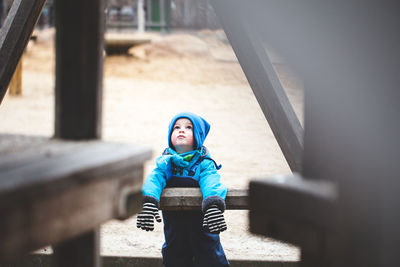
[0,0,152,266]
[1,1,399,267]
[104,32,150,55]
[214,1,399,266]
[106,0,170,32]
[103,0,170,56]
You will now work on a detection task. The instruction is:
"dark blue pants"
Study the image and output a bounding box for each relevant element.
[162,210,229,267]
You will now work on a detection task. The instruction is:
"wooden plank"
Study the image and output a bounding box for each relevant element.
[0,0,46,104]
[160,188,248,210]
[211,0,303,173]
[0,134,49,154]
[0,138,151,264]
[0,172,135,263]
[249,174,336,246]
[0,135,85,172]
[53,229,100,267]
[0,140,151,200]
[54,0,105,139]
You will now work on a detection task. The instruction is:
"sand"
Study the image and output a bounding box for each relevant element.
[0,28,302,261]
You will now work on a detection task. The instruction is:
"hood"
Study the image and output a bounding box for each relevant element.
[168,112,210,151]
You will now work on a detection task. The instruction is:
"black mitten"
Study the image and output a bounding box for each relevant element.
[202,205,227,234]
[136,202,162,231]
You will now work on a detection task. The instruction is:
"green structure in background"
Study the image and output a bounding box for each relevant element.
[148,0,170,32]
[106,0,171,32]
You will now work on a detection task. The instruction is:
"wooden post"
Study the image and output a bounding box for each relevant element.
[53,0,105,265]
[54,0,105,140]
[53,230,100,267]
[8,55,22,96]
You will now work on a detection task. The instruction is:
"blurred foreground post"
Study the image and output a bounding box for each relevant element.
[54,0,105,140]
[53,0,105,266]
[214,1,400,266]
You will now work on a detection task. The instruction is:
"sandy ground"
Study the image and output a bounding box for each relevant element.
[0,29,303,261]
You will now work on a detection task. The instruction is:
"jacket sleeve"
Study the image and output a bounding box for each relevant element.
[141,155,170,202]
[198,159,228,212]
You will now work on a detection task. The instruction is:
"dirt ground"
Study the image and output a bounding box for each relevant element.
[0,28,302,261]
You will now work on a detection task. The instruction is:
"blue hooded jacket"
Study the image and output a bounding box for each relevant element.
[142,112,227,212]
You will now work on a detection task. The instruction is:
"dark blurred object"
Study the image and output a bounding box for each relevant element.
[0,0,3,28]
[211,0,400,266]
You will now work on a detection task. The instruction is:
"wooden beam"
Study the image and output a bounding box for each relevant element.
[211,0,304,173]
[160,188,248,210]
[54,0,105,139]
[0,0,46,104]
[0,134,151,264]
[249,174,336,247]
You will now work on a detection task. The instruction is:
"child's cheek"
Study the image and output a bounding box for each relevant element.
[188,133,194,145]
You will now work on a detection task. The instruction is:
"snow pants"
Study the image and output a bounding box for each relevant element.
[161,210,229,267]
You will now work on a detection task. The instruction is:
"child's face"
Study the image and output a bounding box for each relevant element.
[171,118,194,153]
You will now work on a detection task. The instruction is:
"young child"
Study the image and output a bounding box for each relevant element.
[137,112,229,267]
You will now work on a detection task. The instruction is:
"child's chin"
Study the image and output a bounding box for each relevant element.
[175,141,191,146]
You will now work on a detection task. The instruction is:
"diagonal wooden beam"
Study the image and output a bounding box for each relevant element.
[0,0,46,104]
[211,0,304,173]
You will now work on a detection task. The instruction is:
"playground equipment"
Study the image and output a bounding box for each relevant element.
[104,0,170,55]
[0,1,248,266]
[0,0,152,266]
[1,0,399,267]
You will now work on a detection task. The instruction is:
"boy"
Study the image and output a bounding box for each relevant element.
[137,112,229,267]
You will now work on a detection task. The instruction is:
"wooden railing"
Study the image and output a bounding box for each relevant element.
[160,188,248,210]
